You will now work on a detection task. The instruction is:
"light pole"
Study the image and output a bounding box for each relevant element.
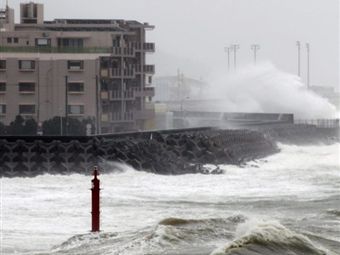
[230,44,240,70]
[296,41,301,77]
[224,46,231,72]
[251,44,260,65]
[306,43,310,88]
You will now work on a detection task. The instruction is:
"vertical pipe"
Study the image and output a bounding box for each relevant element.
[65,75,68,135]
[91,167,100,232]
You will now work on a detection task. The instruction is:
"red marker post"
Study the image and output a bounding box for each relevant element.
[91,167,100,232]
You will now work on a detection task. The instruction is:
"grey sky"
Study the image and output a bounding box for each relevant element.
[3,0,339,88]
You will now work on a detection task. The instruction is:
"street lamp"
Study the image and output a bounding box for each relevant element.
[306,43,310,88]
[296,41,301,77]
[224,46,231,72]
[250,44,260,65]
[230,44,240,70]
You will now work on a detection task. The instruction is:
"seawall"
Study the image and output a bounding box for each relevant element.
[0,127,277,177]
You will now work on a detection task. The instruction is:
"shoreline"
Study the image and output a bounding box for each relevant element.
[0,125,338,177]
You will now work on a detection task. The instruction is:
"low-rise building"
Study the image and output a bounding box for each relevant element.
[0,2,155,133]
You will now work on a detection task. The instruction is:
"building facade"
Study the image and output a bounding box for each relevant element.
[0,2,155,133]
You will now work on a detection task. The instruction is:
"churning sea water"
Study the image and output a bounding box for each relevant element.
[1,143,340,255]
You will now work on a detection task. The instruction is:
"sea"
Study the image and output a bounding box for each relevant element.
[1,143,340,255]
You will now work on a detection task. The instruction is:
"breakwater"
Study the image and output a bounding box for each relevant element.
[0,127,277,177]
[258,124,340,145]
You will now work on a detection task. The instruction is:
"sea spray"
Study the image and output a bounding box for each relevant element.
[203,62,337,119]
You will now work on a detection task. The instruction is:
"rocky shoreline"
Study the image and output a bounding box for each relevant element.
[0,125,338,177]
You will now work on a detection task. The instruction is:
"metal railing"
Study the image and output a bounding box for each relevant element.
[295,119,340,128]
[0,46,112,54]
[110,90,135,100]
[111,112,134,122]
[112,47,135,56]
[135,65,155,74]
[128,42,155,52]
[111,68,135,78]
[109,87,154,100]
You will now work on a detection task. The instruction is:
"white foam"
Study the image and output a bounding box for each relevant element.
[1,144,339,253]
[203,62,337,119]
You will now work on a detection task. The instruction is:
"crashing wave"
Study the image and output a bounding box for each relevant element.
[211,220,328,255]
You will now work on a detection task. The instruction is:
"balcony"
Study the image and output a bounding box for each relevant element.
[128,42,155,52]
[109,90,135,100]
[0,46,112,54]
[135,65,155,74]
[143,43,155,52]
[111,112,134,123]
[111,68,135,78]
[134,87,155,97]
[112,47,135,57]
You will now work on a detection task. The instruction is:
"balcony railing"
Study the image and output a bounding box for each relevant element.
[109,90,135,100]
[135,65,155,74]
[133,87,155,97]
[128,42,155,52]
[108,88,154,100]
[143,43,155,52]
[111,68,135,78]
[112,47,135,57]
[111,112,134,122]
[0,46,112,54]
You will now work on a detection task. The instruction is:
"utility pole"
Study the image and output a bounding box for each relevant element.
[230,44,240,70]
[65,75,68,136]
[296,41,301,77]
[251,44,260,65]
[306,43,310,88]
[224,46,231,72]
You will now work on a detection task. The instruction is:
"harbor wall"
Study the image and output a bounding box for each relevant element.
[0,127,277,177]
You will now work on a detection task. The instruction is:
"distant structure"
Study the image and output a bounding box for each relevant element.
[296,41,301,77]
[309,85,340,109]
[153,74,207,102]
[250,44,260,65]
[0,2,155,133]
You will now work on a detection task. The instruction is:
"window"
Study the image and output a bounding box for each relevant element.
[0,104,6,114]
[0,82,6,92]
[0,60,6,70]
[7,37,12,43]
[19,82,35,93]
[19,60,35,70]
[67,105,84,115]
[35,38,51,46]
[13,37,19,43]
[68,82,84,93]
[67,60,84,71]
[58,38,84,48]
[19,104,35,114]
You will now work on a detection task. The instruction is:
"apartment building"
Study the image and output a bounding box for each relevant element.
[0,2,155,133]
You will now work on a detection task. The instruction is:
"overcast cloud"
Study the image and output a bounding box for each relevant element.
[3,0,339,88]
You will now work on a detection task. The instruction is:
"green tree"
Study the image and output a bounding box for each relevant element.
[8,115,25,135]
[24,118,38,135]
[0,121,6,135]
[42,116,95,136]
